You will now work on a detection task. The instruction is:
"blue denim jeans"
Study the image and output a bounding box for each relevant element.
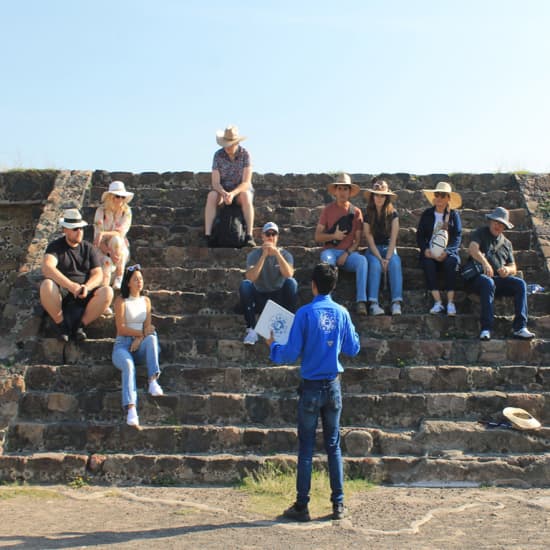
[239,278,298,328]
[365,245,403,303]
[320,249,367,303]
[296,377,344,506]
[468,275,528,332]
[112,334,161,407]
[420,255,459,291]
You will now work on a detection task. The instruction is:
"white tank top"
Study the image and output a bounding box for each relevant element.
[124,296,146,331]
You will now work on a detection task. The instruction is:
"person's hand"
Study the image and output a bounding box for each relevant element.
[223,191,234,205]
[333,228,347,241]
[264,331,275,347]
[130,336,143,352]
[435,251,448,263]
[424,249,432,259]
[262,242,276,256]
[93,233,102,247]
[70,282,84,299]
[497,266,509,278]
[381,258,389,272]
[484,263,494,277]
[144,325,155,336]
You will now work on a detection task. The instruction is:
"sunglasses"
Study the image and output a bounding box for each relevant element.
[69,227,84,232]
[434,192,449,198]
[113,194,125,199]
[264,231,277,237]
[127,264,141,272]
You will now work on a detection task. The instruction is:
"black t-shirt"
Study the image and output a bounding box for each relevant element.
[44,237,101,284]
[365,210,398,246]
[469,226,514,271]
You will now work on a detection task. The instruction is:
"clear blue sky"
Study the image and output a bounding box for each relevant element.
[2,0,549,174]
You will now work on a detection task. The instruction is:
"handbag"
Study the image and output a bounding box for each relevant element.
[460,261,484,281]
[429,211,449,259]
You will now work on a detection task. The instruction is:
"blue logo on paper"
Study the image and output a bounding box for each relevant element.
[270,314,288,339]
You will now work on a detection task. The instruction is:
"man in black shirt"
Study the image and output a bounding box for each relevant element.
[467,206,535,341]
[40,208,114,342]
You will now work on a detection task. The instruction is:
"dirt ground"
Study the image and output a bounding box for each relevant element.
[1,484,550,549]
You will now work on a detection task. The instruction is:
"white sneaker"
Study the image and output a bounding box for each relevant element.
[369,303,385,316]
[243,328,258,345]
[513,327,535,339]
[447,302,456,316]
[113,276,123,290]
[479,330,491,341]
[127,407,139,426]
[391,302,402,316]
[430,302,445,314]
[148,379,164,396]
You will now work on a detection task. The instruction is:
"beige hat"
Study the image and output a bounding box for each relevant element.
[364,180,397,202]
[327,173,361,198]
[59,208,88,229]
[422,181,462,209]
[486,206,514,229]
[503,407,541,430]
[216,125,247,147]
[101,181,134,204]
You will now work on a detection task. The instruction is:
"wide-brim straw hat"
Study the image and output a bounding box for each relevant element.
[422,181,462,209]
[101,180,134,204]
[327,173,360,198]
[503,407,541,430]
[486,206,514,229]
[216,125,247,147]
[364,180,397,202]
[59,208,88,229]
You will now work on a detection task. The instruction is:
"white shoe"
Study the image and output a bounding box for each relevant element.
[479,330,491,341]
[113,276,123,290]
[430,302,445,314]
[243,328,258,345]
[391,302,402,316]
[447,302,456,316]
[127,407,139,426]
[369,303,385,316]
[148,379,164,397]
[513,327,535,339]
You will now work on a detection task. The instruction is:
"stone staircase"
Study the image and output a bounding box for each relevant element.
[1,170,550,486]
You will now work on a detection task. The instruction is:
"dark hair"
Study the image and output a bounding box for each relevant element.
[120,265,142,298]
[312,263,338,295]
[366,192,395,237]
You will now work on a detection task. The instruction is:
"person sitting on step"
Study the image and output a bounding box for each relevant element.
[363,179,403,316]
[239,222,298,345]
[93,180,133,294]
[315,173,368,315]
[466,206,535,341]
[40,208,114,342]
[416,181,462,316]
[112,264,164,427]
[203,125,255,247]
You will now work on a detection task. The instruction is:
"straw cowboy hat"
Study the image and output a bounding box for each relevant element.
[327,173,361,198]
[216,125,247,147]
[364,180,397,202]
[502,407,541,430]
[101,181,134,204]
[422,181,462,210]
[486,206,514,229]
[59,208,88,229]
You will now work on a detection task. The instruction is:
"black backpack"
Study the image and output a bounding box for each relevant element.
[326,205,356,245]
[211,203,247,248]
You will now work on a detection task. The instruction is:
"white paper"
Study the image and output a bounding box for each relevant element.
[254,299,295,344]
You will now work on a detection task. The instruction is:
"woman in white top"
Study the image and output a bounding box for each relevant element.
[112,264,163,427]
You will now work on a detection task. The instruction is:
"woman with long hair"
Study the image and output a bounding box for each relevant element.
[363,180,403,315]
[112,264,163,427]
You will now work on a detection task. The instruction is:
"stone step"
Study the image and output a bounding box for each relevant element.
[33,334,550,367]
[6,420,550,456]
[15,388,550,428]
[1,450,549,486]
[24,364,550,395]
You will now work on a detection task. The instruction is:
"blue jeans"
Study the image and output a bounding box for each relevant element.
[320,249,367,302]
[296,378,344,506]
[365,246,403,303]
[112,334,161,407]
[239,278,298,328]
[468,275,528,332]
[420,255,459,291]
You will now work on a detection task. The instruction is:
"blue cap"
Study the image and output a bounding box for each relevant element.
[262,222,279,234]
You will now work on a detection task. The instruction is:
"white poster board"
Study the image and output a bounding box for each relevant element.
[254,299,295,344]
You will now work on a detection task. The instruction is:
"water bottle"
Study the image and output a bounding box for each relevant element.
[527,283,545,295]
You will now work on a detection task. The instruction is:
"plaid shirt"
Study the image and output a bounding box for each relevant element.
[212,146,251,191]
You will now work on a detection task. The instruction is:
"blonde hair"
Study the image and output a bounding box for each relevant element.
[104,193,130,215]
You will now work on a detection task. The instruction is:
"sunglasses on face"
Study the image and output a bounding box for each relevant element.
[69,227,83,232]
[113,195,125,199]
[127,264,141,272]
[264,231,277,237]
[434,192,449,198]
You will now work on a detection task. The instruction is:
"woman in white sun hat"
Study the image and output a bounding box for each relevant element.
[416,181,462,316]
[94,180,134,291]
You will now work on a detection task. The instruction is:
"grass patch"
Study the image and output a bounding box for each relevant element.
[238,463,375,518]
[0,485,64,500]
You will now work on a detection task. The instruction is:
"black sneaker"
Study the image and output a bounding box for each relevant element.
[332,502,345,520]
[56,320,70,343]
[74,326,87,342]
[282,502,310,522]
[244,235,256,247]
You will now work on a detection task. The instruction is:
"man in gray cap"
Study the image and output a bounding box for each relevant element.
[466,206,535,341]
[239,222,298,345]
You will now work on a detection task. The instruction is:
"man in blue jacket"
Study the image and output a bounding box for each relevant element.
[265,263,361,522]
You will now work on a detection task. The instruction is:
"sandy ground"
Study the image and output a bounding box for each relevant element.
[1,484,550,549]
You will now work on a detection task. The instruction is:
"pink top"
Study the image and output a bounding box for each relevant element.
[94,206,132,243]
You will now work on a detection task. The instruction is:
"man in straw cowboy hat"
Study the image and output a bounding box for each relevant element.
[315,173,368,315]
[40,208,114,342]
[203,125,256,247]
[466,206,535,341]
